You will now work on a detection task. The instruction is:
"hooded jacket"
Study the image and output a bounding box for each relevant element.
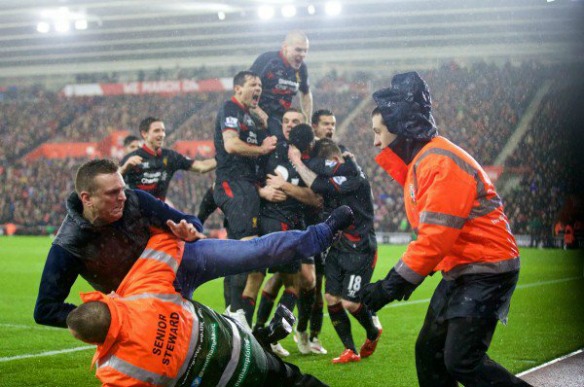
[375,136,520,284]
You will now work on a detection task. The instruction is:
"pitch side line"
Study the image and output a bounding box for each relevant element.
[0,323,58,330]
[515,348,583,377]
[515,276,582,289]
[1,276,580,363]
[0,346,94,363]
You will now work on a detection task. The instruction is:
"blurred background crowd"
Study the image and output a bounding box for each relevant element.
[1,60,582,248]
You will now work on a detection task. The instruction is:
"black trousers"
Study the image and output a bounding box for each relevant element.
[263,351,328,387]
[415,306,532,387]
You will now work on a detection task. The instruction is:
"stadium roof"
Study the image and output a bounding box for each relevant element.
[0,0,582,83]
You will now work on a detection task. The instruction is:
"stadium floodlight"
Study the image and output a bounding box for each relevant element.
[217,11,226,20]
[281,5,296,18]
[307,4,316,15]
[324,1,342,16]
[38,6,94,34]
[74,19,88,30]
[54,19,70,33]
[36,21,50,33]
[258,5,275,20]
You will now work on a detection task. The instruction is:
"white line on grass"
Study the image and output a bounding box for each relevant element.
[2,275,581,363]
[516,348,583,377]
[0,346,94,363]
[0,323,58,330]
[515,276,581,289]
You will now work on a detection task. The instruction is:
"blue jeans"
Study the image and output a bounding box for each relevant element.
[175,223,333,298]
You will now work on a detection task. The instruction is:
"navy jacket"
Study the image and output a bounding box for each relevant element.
[33,189,202,328]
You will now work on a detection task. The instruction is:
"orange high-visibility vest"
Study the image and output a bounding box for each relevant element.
[82,232,269,387]
[81,232,196,386]
[376,136,520,283]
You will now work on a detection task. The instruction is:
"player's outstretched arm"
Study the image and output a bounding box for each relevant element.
[287,145,317,187]
[135,189,203,233]
[190,158,217,173]
[266,171,322,208]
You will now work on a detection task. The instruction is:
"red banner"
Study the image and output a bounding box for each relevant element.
[61,78,232,97]
[25,130,131,160]
[24,142,101,160]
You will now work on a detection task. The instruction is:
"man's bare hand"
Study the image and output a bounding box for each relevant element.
[259,185,287,202]
[342,151,356,161]
[266,171,286,189]
[119,155,143,174]
[288,145,301,164]
[166,219,206,242]
[261,136,278,155]
[314,194,324,209]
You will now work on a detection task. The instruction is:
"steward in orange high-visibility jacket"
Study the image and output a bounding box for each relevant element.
[66,231,329,387]
[361,72,531,387]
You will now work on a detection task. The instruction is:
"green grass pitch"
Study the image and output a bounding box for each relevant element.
[0,236,582,386]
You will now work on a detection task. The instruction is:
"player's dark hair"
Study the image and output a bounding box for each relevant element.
[123,135,140,147]
[311,109,334,126]
[371,107,389,127]
[75,159,119,194]
[66,301,111,344]
[139,116,161,135]
[233,70,259,88]
[313,138,342,159]
[288,124,315,153]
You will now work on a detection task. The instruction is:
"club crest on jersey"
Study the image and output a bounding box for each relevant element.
[163,157,168,167]
[409,183,416,204]
[245,116,255,127]
[325,160,338,168]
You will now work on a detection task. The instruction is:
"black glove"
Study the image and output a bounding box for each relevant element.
[360,268,419,312]
[253,304,296,349]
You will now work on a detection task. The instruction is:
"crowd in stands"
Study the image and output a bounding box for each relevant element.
[166,92,229,143]
[0,90,79,162]
[57,93,225,143]
[0,158,77,234]
[1,61,581,247]
[502,63,583,246]
[337,61,544,232]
